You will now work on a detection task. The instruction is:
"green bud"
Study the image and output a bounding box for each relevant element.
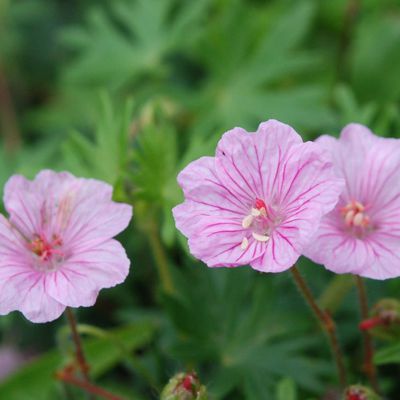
[160,372,208,400]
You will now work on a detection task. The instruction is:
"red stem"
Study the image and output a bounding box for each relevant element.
[66,308,91,382]
[57,371,125,400]
[291,265,347,388]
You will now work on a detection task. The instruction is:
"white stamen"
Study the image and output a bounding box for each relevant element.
[252,232,270,242]
[251,208,261,217]
[241,237,249,250]
[242,214,254,229]
[353,212,364,226]
[345,210,355,226]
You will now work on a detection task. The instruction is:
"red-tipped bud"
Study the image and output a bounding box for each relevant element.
[161,371,208,400]
[181,373,195,392]
[361,299,400,340]
[343,385,380,400]
[359,316,385,331]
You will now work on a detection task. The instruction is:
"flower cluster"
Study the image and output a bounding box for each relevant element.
[174,120,400,279]
[1,120,399,328]
[0,171,132,323]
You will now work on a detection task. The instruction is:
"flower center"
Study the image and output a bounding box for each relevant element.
[28,234,64,271]
[240,198,270,249]
[341,200,370,228]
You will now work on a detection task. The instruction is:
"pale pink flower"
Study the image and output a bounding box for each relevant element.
[0,346,27,381]
[0,170,132,323]
[173,120,343,272]
[305,124,400,280]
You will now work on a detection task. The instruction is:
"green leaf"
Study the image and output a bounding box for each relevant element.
[60,0,210,88]
[0,322,155,400]
[192,0,334,132]
[163,265,331,398]
[62,93,133,185]
[275,378,297,400]
[351,15,400,103]
[374,342,400,365]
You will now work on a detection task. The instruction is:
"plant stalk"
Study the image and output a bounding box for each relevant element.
[355,276,380,393]
[57,370,125,400]
[147,219,175,295]
[65,308,93,399]
[290,265,347,388]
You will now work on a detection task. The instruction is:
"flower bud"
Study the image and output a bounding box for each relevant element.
[343,385,380,400]
[161,372,208,400]
[359,298,400,340]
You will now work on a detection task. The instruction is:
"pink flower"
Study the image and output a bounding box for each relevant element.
[0,170,132,323]
[173,120,343,272]
[304,124,400,280]
[0,346,27,381]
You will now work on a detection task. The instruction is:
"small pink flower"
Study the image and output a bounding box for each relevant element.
[304,124,400,279]
[173,120,343,272]
[0,170,132,323]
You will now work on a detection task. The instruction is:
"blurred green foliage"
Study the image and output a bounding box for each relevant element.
[0,0,400,399]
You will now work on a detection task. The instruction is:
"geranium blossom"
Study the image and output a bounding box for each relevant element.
[0,170,132,323]
[173,120,343,272]
[305,124,400,280]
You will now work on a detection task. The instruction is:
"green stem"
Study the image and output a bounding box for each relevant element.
[355,276,380,393]
[290,265,347,388]
[147,219,175,295]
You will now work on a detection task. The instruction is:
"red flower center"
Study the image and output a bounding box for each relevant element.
[29,234,63,262]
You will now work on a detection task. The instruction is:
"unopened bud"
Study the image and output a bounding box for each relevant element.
[161,372,208,400]
[359,298,400,340]
[343,385,380,400]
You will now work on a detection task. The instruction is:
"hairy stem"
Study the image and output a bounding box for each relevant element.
[355,276,380,393]
[65,308,93,399]
[290,265,347,388]
[57,371,125,400]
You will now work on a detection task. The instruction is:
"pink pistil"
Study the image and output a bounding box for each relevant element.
[255,198,267,213]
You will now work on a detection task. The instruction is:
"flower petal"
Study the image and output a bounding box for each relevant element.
[215,120,302,202]
[5,170,132,249]
[174,157,266,266]
[4,175,42,238]
[250,207,320,272]
[0,271,65,323]
[62,202,132,252]
[46,240,130,307]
